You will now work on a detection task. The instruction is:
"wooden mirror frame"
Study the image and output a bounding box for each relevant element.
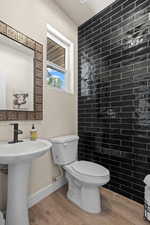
[0,20,43,121]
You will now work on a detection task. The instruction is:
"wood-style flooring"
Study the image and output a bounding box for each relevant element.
[29,186,149,225]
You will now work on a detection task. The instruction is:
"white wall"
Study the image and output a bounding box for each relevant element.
[0,0,77,208]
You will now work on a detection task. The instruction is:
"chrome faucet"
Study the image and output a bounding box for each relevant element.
[9,123,23,144]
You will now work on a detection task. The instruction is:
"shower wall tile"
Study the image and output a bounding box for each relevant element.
[78,0,150,204]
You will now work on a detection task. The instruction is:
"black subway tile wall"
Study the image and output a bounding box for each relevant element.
[78,0,150,204]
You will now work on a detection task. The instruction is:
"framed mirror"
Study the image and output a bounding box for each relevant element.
[0,20,43,121]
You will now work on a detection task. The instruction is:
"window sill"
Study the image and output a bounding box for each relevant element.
[48,87,74,95]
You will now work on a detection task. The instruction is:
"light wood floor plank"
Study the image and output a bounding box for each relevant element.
[29,186,149,225]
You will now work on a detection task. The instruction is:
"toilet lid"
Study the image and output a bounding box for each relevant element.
[71,161,109,177]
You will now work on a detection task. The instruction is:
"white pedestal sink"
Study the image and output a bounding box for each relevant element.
[0,139,52,225]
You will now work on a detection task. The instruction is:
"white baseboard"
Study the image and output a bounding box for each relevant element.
[28,176,67,208]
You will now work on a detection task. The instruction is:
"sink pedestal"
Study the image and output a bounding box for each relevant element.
[6,162,31,225]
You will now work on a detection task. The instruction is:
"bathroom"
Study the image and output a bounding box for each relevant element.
[0,0,149,224]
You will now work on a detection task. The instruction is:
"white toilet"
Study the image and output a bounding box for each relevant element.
[51,135,110,214]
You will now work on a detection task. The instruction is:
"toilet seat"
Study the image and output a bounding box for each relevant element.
[64,160,110,185]
[71,161,109,178]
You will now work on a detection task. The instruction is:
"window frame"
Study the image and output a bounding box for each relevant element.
[47,24,74,93]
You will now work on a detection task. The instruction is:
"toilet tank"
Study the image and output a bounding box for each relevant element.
[51,135,79,165]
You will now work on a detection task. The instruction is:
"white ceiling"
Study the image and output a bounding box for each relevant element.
[54,0,115,26]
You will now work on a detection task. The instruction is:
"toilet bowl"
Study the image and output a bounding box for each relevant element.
[64,160,110,213]
[51,135,110,214]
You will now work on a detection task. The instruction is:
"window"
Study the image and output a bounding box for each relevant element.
[46,25,74,93]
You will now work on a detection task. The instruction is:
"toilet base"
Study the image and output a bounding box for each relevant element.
[66,172,101,214]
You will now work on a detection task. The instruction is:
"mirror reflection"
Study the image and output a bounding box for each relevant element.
[0,34,34,111]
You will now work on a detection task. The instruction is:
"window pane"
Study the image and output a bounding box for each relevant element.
[47,38,65,69]
[47,67,65,89]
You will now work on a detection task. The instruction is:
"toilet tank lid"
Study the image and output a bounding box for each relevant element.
[51,135,79,144]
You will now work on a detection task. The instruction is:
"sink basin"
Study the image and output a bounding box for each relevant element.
[0,139,52,225]
[0,139,52,164]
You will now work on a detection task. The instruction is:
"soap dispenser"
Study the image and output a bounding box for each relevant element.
[30,124,38,141]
